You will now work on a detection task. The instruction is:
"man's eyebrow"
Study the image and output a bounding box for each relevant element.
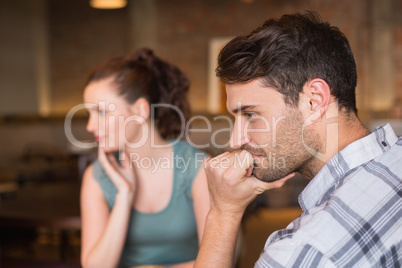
[231,105,256,114]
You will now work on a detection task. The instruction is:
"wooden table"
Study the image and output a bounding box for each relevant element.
[0,181,81,229]
[0,180,81,263]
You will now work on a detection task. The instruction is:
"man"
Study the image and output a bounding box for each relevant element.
[195,11,402,267]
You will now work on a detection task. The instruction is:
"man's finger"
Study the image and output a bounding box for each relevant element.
[206,151,232,169]
[253,172,296,193]
[234,150,254,177]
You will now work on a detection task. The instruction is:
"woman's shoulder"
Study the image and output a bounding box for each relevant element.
[90,151,120,179]
[90,158,104,178]
[171,140,206,179]
[173,140,207,156]
[174,140,207,164]
[88,155,118,208]
[89,154,119,188]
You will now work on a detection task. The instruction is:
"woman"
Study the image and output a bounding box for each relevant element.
[80,48,210,268]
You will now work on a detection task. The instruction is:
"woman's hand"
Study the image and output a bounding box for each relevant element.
[81,150,137,267]
[98,148,137,199]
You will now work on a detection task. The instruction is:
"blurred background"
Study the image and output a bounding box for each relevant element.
[0,0,401,267]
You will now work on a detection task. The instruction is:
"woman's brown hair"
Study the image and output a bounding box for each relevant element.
[87,48,191,139]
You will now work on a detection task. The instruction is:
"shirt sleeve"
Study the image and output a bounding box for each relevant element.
[255,238,337,268]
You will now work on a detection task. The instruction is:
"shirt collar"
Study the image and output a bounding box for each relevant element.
[298,123,399,211]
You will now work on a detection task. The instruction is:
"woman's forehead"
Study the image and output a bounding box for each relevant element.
[84,79,124,103]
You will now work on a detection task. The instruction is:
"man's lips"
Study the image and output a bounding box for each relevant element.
[242,147,264,158]
[250,153,264,158]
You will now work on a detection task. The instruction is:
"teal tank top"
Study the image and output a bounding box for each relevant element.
[91,141,207,267]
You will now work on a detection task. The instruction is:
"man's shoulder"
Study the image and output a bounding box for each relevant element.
[375,135,402,168]
[274,162,402,266]
[262,185,402,267]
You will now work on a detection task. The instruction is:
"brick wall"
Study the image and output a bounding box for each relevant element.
[48,0,129,114]
[1,0,401,159]
[155,0,372,113]
[45,0,401,120]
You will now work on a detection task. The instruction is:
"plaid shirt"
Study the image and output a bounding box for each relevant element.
[255,124,402,267]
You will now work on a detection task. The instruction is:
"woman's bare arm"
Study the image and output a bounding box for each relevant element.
[81,150,136,268]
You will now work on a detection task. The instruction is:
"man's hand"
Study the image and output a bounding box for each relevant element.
[204,150,295,215]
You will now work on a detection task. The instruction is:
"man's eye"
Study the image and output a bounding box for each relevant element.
[244,113,256,120]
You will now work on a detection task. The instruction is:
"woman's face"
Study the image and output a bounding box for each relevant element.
[84,77,146,152]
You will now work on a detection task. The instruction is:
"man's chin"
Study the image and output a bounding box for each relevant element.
[253,168,287,183]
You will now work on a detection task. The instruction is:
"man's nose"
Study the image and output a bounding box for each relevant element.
[229,121,250,149]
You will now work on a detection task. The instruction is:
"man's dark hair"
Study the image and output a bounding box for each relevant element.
[216,11,358,114]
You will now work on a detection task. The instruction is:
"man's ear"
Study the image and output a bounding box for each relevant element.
[303,78,331,121]
[131,97,150,122]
